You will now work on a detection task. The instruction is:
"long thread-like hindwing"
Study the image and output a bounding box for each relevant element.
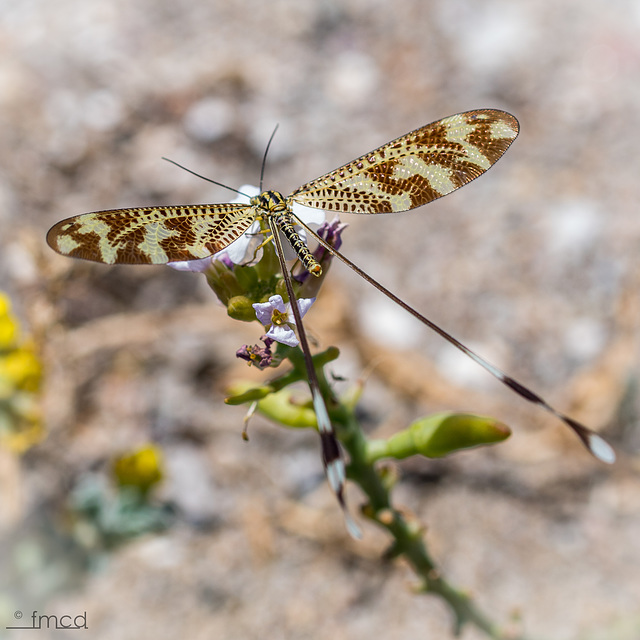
[290,214,616,464]
[289,110,518,214]
[46,203,256,264]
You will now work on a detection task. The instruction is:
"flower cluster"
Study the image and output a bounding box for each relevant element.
[167,186,346,363]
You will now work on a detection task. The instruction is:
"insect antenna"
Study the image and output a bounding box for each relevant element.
[160,157,252,199]
[292,214,616,465]
[259,124,279,192]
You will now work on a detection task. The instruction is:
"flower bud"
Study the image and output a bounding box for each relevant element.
[227,295,259,322]
[369,412,511,461]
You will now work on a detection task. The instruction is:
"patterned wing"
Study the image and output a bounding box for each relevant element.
[289,109,519,214]
[46,203,257,264]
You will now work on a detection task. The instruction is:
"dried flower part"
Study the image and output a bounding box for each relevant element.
[236,336,276,370]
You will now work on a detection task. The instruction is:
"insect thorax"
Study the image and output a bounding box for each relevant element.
[249,189,286,210]
[251,190,322,277]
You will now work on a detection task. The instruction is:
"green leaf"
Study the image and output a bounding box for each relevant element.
[253,388,317,429]
[226,382,317,428]
[225,382,274,405]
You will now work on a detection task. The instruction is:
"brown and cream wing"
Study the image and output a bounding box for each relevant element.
[46,203,257,265]
[289,110,519,215]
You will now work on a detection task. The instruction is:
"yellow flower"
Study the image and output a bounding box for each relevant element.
[2,418,44,453]
[0,293,11,316]
[0,292,44,454]
[0,293,18,350]
[113,445,164,493]
[0,346,42,392]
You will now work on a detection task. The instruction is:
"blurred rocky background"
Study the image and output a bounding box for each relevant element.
[0,1,639,638]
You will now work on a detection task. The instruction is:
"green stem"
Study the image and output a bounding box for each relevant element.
[306,361,529,640]
[342,410,503,637]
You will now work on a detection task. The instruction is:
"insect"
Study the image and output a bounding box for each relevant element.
[47,110,615,536]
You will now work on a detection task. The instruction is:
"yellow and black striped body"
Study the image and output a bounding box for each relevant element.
[251,190,322,276]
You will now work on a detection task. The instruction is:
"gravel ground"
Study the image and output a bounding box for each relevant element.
[1,1,639,639]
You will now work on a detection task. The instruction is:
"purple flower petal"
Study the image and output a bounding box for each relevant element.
[236,335,274,369]
[214,252,235,269]
[289,296,316,324]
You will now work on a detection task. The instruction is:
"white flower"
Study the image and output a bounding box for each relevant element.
[166,255,214,273]
[216,184,262,265]
[167,185,326,273]
[252,294,315,347]
[167,184,260,273]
